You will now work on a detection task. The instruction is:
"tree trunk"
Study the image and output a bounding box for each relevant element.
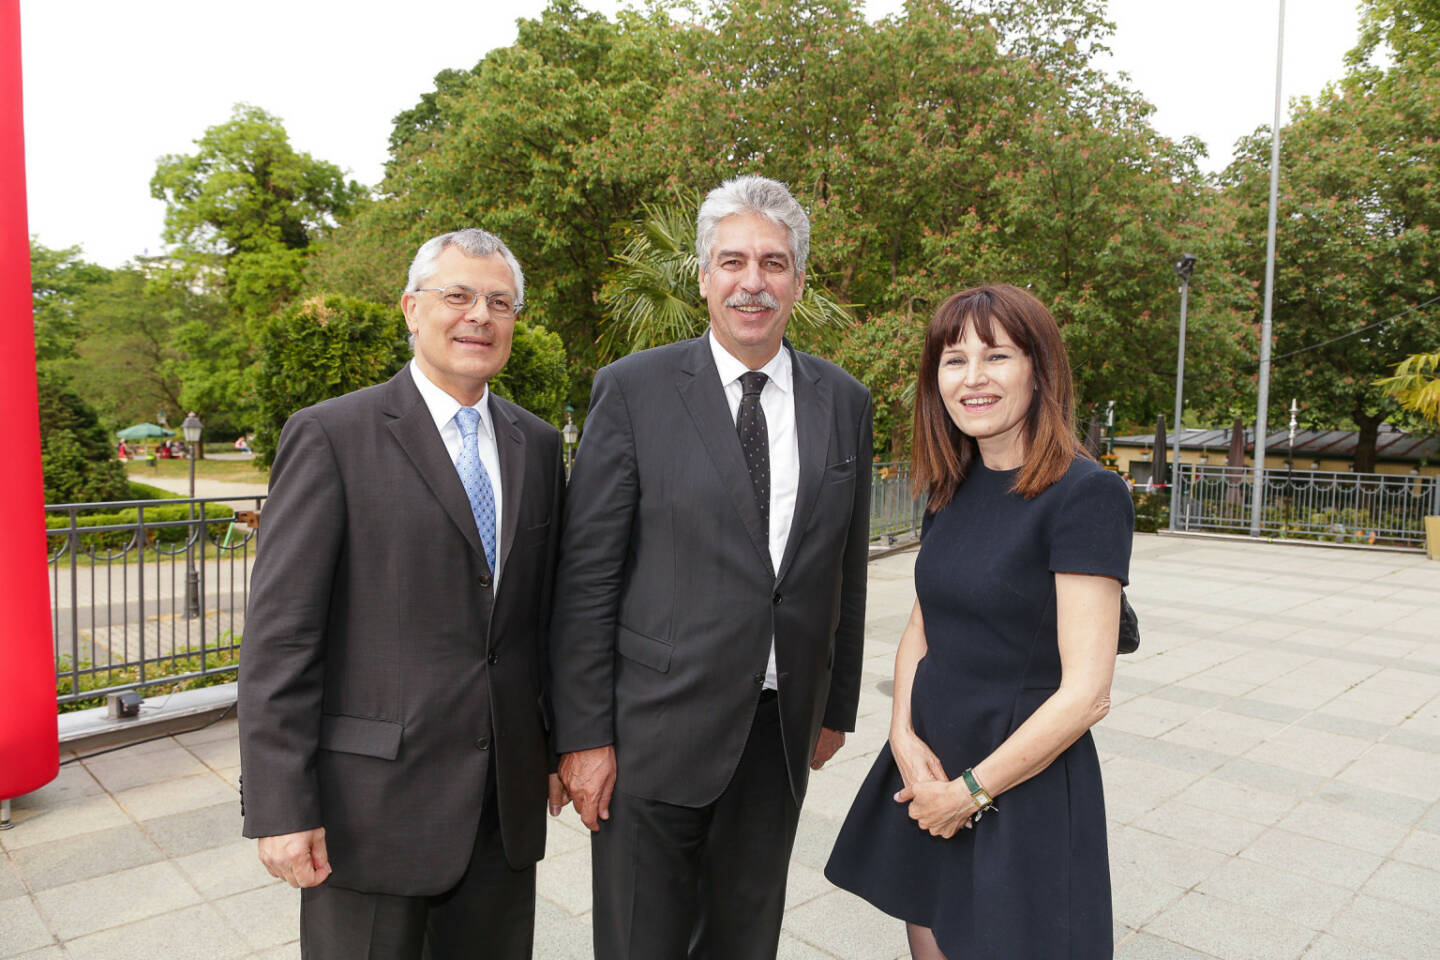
[1352,411,1384,474]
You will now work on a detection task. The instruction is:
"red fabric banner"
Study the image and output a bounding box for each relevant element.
[0,0,60,800]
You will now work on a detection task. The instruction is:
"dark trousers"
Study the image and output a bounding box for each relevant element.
[591,692,802,960]
[300,770,535,960]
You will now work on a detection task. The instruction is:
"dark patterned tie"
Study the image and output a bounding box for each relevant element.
[737,371,770,541]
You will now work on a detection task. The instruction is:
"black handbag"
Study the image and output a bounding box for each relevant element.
[1118,591,1140,655]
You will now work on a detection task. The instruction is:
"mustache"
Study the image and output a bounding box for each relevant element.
[724,291,780,310]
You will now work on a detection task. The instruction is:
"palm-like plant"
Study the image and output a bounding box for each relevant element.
[599,189,853,361]
[1376,351,1440,425]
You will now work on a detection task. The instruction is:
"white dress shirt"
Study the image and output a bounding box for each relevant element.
[408,360,505,584]
[708,332,799,691]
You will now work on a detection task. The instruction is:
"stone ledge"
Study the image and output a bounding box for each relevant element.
[59,682,238,754]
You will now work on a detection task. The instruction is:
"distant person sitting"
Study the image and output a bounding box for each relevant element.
[117,440,130,461]
[235,436,251,453]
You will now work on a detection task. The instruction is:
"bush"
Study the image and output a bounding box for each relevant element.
[56,644,240,713]
[1132,490,1169,532]
[128,481,183,501]
[46,502,236,551]
[253,294,573,469]
[38,374,130,504]
[491,320,569,427]
[831,311,926,460]
[253,294,412,467]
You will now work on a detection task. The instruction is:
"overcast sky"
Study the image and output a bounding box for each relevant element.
[21,0,1362,268]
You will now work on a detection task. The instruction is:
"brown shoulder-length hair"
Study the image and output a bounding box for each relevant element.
[911,284,1088,510]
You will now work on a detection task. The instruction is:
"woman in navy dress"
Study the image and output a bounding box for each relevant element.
[825,285,1132,959]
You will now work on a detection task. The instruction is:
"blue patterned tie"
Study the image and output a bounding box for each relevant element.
[455,406,497,571]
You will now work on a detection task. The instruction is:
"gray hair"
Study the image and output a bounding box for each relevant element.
[404,228,526,305]
[695,175,810,276]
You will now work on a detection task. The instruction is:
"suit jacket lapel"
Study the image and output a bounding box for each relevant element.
[676,338,773,574]
[489,393,526,581]
[382,371,490,567]
[777,347,831,583]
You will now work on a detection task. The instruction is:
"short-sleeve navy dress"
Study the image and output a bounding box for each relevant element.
[825,457,1133,959]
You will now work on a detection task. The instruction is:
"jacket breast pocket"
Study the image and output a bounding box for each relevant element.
[318,714,404,760]
[825,456,857,484]
[616,625,673,673]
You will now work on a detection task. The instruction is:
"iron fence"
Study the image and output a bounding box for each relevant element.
[871,461,923,543]
[46,464,927,706]
[1171,464,1438,549]
[48,496,263,706]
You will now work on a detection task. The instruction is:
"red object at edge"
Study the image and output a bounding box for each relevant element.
[0,0,61,801]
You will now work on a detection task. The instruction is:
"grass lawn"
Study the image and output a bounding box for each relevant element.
[125,455,269,486]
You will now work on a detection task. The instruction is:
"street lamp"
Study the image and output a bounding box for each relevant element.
[181,411,203,619]
[1105,400,1115,456]
[1285,398,1298,531]
[561,408,579,472]
[1168,254,1197,532]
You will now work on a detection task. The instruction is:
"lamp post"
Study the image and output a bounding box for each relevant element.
[1105,400,1115,456]
[181,411,203,620]
[1286,398,1298,532]
[561,408,579,474]
[1168,254,1197,532]
[1250,0,1287,536]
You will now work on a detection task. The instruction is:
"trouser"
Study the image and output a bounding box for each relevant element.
[300,764,535,960]
[591,691,802,960]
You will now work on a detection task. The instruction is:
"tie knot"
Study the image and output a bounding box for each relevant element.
[740,371,768,398]
[455,406,481,439]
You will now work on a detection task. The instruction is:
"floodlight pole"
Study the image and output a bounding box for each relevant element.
[1169,255,1197,532]
[1250,0,1286,536]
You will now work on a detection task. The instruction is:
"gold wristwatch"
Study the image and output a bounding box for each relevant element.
[961,767,996,821]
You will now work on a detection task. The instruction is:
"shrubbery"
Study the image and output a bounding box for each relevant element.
[252,294,571,467]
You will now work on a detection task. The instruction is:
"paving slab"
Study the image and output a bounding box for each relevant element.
[0,533,1436,959]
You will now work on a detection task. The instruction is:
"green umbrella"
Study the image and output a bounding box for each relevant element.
[115,422,175,440]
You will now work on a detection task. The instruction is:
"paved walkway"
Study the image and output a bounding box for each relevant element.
[126,471,270,502]
[3,535,1437,959]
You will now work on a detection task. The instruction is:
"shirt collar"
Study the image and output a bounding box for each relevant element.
[706,331,792,394]
[408,360,495,438]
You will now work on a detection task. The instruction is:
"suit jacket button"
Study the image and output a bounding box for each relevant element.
[474,736,491,750]
[487,652,499,665]
[478,573,493,588]
[772,592,783,606]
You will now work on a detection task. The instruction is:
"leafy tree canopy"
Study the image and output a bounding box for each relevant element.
[321,0,1229,445]
[31,238,110,365]
[37,373,130,504]
[1219,2,1440,470]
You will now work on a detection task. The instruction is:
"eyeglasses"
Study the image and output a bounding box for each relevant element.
[412,284,523,319]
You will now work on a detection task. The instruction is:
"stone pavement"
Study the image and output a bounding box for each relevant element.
[3,534,1437,959]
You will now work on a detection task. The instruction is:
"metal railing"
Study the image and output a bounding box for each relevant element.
[1171,464,1438,549]
[871,461,924,543]
[46,463,926,705]
[48,496,263,706]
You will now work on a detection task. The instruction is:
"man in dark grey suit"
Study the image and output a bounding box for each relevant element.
[238,229,566,959]
[551,176,873,959]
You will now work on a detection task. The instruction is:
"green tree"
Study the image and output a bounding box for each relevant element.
[252,295,412,466]
[1218,19,1440,471]
[30,238,109,366]
[152,104,367,321]
[37,374,130,504]
[56,260,218,430]
[342,0,1219,439]
[252,294,571,466]
[151,105,368,435]
[491,321,571,427]
[599,191,853,361]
